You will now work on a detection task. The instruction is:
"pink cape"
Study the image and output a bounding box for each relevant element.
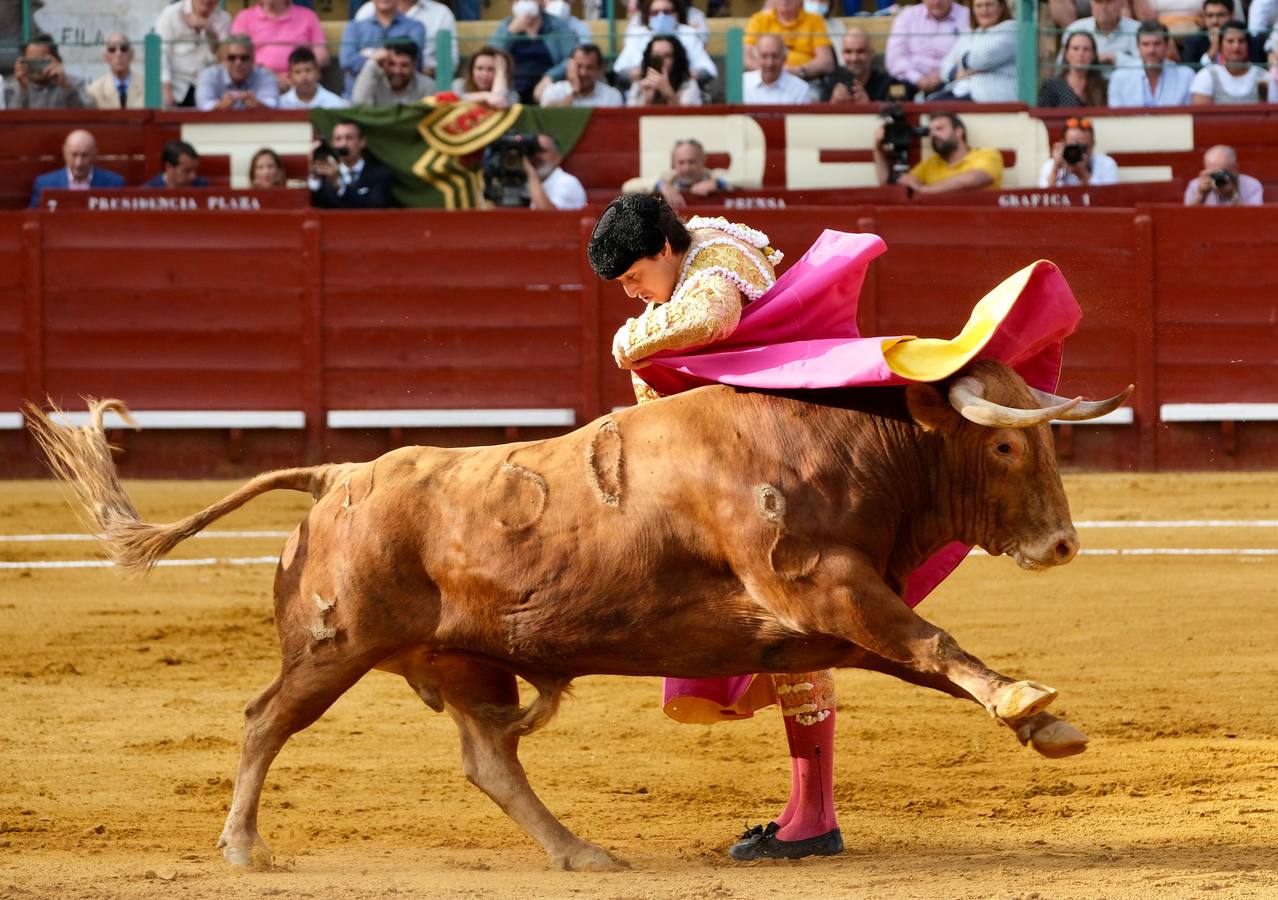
[646,231,1082,721]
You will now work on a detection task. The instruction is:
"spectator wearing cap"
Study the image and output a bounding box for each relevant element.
[342,0,427,95]
[353,0,459,78]
[1106,21,1194,106]
[144,141,210,189]
[1038,117,1119,187]
[155,0,233,107]
[885,0,970,98]
[6,35,89,109]
[230,0,329,91]
[29,129,126,207]
[196,35,281,109]
[87,33,144,109]
[743,33,812,104]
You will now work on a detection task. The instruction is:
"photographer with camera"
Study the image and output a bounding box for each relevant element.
[874,110,1002,193]
[1038,117,1118,188]
[309,121,394,209]
[6,35,88,109]
[1184,144,1263,206]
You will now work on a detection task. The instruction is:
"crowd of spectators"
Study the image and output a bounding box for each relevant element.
[7,0,1275,210]
[4,0,1277,113]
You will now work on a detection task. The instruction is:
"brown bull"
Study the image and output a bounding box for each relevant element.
[27,359,1130,871]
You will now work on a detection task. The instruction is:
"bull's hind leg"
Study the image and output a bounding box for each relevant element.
[403,653,625,871]
[217,652,375,867]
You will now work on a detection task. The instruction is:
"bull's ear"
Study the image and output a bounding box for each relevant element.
[905,383,962,433]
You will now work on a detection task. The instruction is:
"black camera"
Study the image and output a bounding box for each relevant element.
[1210,169,1232,189]
[482,132,540,208]
[312,140,349,162]
[1062,142,1086,165]
[878,104,928,184]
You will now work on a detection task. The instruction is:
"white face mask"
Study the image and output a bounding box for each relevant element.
[544,0,570,16]
[804,0,829,14]
[512,0,539,18]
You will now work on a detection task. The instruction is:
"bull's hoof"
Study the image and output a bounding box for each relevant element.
[551,842,629,872]
[993,680,1058,722]
[1025,719,1089,759]
[217,831,273,869]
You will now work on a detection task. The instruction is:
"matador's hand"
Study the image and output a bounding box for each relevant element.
[611,321,648,370]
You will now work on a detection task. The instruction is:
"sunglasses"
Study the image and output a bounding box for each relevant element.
[1065,117,1092,129]
[226,53,252,61]
[106,43,131,53]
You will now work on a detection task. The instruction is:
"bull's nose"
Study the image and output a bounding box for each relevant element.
[1053,531,1079,564]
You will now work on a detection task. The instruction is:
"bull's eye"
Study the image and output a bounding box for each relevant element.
[996,442,1013,455]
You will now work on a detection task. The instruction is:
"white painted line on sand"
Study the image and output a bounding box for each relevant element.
[0,556,279,570]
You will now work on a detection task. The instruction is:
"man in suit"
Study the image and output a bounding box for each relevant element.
[86,32,146,109]
[29,129,126,207]
[143,140,210,189]
[309,121,394,209]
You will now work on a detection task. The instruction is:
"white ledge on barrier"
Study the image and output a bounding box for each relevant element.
[1057,407,1134,426]
[48,410,306,429]
[327,409,576,429]
[1160,403,1278,423]
[0,412,24,430]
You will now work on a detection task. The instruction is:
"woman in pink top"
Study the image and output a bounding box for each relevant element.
[231,0,330,89]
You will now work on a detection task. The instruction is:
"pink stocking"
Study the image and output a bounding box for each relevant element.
[770,671,838,842]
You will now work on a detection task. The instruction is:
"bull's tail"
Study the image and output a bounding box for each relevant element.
[24,398,348,575]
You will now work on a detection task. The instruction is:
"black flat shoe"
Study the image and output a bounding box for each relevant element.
[728,822,844,861]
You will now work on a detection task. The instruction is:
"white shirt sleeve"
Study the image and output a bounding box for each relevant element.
[1038,158,1057,188]
[539,80,573,105]
[1089,153,1119,186]
[1190,66,1214,96]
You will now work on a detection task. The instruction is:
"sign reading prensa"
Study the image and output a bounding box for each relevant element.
[41,189,311,211]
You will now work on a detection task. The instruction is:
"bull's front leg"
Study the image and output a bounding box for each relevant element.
[772,549,1061,728]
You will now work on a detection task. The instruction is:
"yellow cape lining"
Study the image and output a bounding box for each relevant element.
[882,262,1039,383]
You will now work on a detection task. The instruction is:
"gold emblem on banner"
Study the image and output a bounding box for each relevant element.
[411,98,523,209]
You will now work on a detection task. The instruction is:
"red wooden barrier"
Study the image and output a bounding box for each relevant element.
[2,206,1276,477]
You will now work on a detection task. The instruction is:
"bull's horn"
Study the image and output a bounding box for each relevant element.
[1028,385,1135,422]
[948,377,1082,428]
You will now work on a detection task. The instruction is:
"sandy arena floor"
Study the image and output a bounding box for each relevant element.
[1,472,1276,899]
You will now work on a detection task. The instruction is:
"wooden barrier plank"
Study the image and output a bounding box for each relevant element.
[41,371,304,409]
[40,211,304,249]
[323,289,583,328]
[43,249,305,291]
[44,290,305,331]
[323,327,580,368]
[325,369,579,408]
[43,332,303,370]
[323,248,579,289]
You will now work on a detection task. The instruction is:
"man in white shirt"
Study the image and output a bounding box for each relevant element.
[1106,21,1194,106]
[279,47,348,109]
[354,0,459,78]
[1060,0,1140,73]
[742,34,811,104]
[154,0,232,107]
[524,133,586,210]
[1038,118,1120,187]
[537,44,623,107]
